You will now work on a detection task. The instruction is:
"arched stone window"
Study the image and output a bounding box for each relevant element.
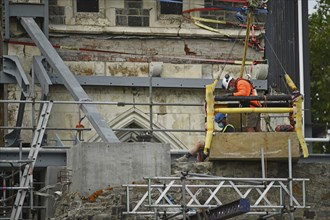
[88,107,186,150]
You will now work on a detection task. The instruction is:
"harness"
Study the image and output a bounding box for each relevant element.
[235,78,261,107]
[235,78,254,95]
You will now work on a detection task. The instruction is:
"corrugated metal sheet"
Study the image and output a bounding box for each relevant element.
[265,0,299,92]
[265,0,311,134]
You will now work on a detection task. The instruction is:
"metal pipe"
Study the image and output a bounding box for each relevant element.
[305,137,330,142]
[149,73,153,136]
[0,148,67,154]
[215,95,292,101]
[182,177,186,220]
[123,184,283,188]
[0,187,30,190]
[126,186,130,213]
[30,174,33,211]
[305,130,330,142]
[298,0,305,138]
[0,100,203,106]
[144,176,309,181]
[0,160,33,164]
[112,128,204,132]
[148,179,151,206]
[288,139,294,214]
[261,146,265,179]
[2,172,6,207]
[0,126,91,130]
[215,107,293,114]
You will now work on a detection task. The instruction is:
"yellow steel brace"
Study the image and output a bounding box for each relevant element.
[204,85,215,154]
[295,96,309,158]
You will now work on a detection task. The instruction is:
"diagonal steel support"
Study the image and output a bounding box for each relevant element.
[19,17,119,142]
[4,93,26,147]
[33,56,52,97]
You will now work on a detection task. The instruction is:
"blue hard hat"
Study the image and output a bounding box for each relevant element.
[215,113,227,123]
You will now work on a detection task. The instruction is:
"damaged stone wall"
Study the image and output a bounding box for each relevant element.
[6,35,264,149]
[4,0,266,149]
[53,161,330,220]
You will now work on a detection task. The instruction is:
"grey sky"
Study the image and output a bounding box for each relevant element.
[308,0,318,14]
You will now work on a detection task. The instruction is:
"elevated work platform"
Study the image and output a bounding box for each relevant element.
[209,132,301,160]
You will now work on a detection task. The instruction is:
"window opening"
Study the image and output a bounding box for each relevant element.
[77,0,99,13]
[160,0,182,15]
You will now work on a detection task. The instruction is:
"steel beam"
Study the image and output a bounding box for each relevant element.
[49,75,268,90]
[33,56,52,96]
[0,147,66,167]
[0,148,328,169]
[20,17,119,143]
[3,0,48,39]
[4,93,26,147]
[2,56,30,96]
[1,60,268,90]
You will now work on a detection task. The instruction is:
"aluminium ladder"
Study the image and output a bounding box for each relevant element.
[10,101,53,220]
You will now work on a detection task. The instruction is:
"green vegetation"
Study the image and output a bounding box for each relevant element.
[308,0,330,153]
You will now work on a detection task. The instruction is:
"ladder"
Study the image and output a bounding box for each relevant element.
[10,101,53,220]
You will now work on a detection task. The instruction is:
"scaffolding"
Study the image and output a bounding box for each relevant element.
[0,1,329,219]
[123,141,310,219]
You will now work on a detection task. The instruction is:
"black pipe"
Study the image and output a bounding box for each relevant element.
[214,95,292,102]
[226,102,291,108]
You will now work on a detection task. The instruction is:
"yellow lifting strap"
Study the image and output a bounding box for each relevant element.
[284,73,298,91]
[239,12,252,78]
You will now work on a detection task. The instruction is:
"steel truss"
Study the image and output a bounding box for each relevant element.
[123,174,309,219]
[124,142,310,219]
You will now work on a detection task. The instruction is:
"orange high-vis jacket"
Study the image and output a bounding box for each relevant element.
[233,79,261,107]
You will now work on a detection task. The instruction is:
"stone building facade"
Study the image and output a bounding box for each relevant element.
[5,0,264,149]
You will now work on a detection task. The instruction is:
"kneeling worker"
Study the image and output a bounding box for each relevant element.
[176,113,235,162]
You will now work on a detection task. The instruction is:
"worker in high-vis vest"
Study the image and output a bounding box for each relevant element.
[176,113,235,162]
[222,74,262,132]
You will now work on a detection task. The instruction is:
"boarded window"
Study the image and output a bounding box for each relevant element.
[77,0,99,13]
[160,0,182,15]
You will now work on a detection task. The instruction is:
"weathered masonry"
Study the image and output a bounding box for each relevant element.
[0,0,329,219]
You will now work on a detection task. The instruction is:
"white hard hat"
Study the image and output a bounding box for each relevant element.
[222,74,233,89]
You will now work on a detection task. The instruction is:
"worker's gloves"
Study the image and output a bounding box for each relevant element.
[223,93,233,97]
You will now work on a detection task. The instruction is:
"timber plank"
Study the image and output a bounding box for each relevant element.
[209,132,301,160]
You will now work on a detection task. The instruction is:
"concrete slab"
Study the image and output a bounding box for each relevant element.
[68,142,171,196]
